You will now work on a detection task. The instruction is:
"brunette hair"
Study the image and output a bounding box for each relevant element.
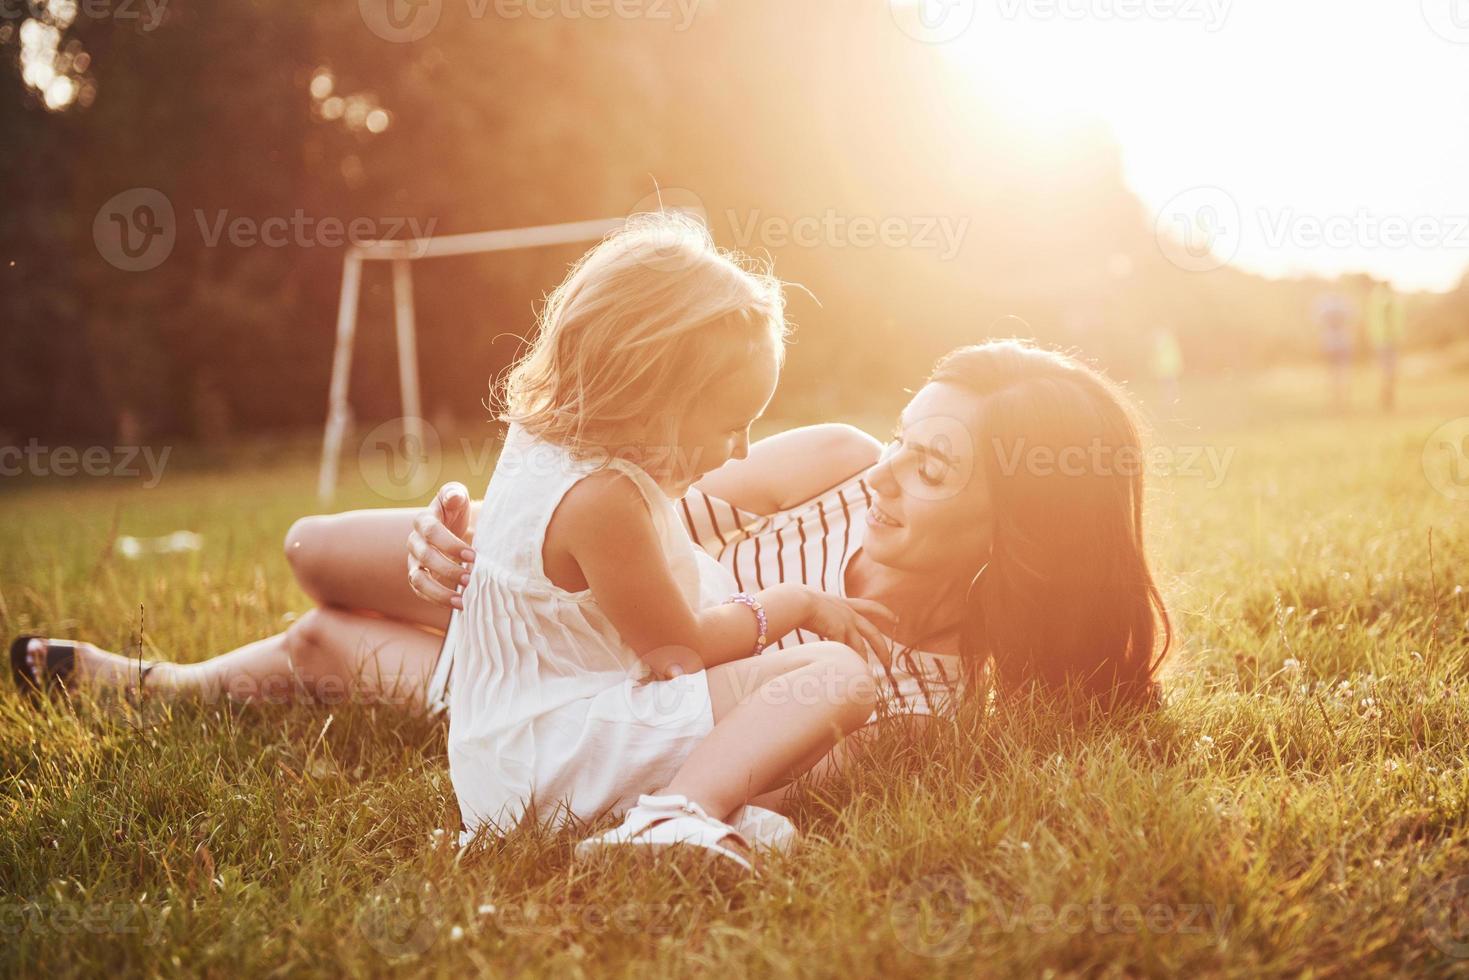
[935,340,1171,707]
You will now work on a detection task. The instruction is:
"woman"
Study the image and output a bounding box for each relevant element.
[13,340,1170,730]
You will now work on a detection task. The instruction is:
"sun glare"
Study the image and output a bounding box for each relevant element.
[944,1,1469,291]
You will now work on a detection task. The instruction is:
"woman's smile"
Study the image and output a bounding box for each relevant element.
[865,503,904,529]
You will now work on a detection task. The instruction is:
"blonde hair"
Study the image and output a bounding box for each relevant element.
[498,212,789,454]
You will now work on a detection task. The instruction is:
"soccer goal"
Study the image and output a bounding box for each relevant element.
[316,217,629,504]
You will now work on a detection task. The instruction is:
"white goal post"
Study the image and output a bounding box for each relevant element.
[316,217,630,504]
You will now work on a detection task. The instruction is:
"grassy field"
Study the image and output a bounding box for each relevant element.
[3,362,1469,977]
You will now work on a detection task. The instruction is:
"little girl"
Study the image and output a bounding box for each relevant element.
[442,214,893,869]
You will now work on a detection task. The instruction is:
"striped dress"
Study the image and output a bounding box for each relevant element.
[678,473,962,717]
[426,471,962,719]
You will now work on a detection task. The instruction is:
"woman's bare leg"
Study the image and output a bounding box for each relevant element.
[285,509,452,630]
[281,607,443,707]
[32,508,453,703]
[25,634,295,702]
[655,642,878,821]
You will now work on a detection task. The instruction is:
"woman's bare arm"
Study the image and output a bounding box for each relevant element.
[693,423,882,515]
[405,424,882,610]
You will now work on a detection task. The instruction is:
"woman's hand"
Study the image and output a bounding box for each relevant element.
[789,585,898,667]
[407,482,476,610]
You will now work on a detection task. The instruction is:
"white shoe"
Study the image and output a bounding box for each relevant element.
[727,804,797,854]
[574,794,753,872]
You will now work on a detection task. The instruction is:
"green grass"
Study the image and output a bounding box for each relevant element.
[3,362,1469,977]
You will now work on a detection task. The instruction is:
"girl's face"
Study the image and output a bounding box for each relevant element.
[862,382,993,577]
[651,338,780,497]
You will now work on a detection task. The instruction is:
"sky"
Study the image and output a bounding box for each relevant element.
[941,0,1469,292]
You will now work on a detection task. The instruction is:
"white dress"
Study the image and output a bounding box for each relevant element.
[426,471,962,725]
[440,423,734,839]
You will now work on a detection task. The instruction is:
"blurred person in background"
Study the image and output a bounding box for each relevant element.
[1314,289,1356,413]
[1150,327,1184,406]
[1365,281,1405,412]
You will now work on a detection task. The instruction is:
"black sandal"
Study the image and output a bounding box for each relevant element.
[10,635,77,702]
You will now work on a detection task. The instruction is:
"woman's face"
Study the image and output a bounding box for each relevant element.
[862,381,993,577]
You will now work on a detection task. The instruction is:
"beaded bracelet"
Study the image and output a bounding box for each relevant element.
[723,592,769,657]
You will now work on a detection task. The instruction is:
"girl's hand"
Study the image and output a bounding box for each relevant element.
[408,482,476,609]
[792,585,898,667]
